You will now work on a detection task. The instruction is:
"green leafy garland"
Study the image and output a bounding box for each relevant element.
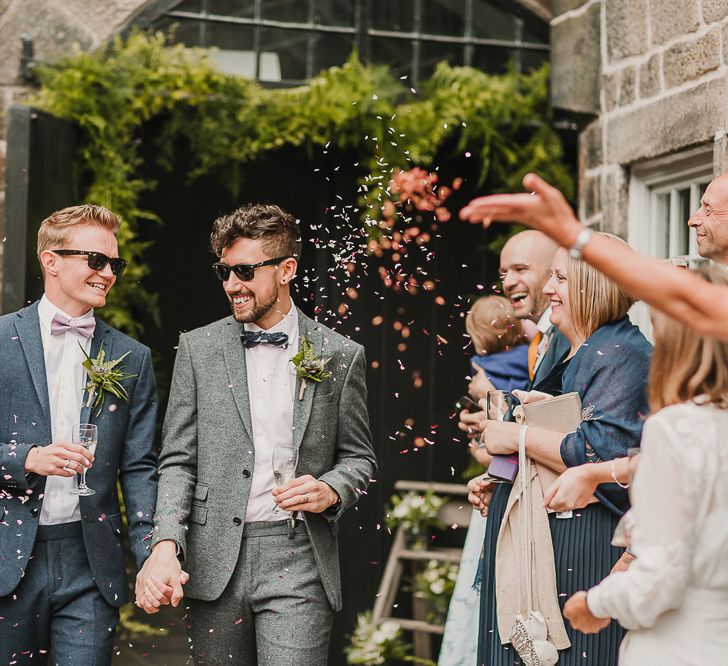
[30,31,573,333]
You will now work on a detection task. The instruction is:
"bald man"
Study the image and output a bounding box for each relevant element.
[688,174,728,265]
[460,230,569,436]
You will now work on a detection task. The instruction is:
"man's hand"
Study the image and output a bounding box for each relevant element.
[481,420,520,456]
[135,540,189,614]
[467,475,495,517]
[24,442,94,477]
[459,173,582,248]
[458,409,486,439]
[469,366,496,402]
[543,464,599,513]
[610,551,635,574]
[563,591,611,634]
[273,475,339,514]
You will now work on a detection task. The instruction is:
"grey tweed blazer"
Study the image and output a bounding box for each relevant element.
[152,308,376,610]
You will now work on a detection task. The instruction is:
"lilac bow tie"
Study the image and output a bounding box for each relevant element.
[50,313,95,340]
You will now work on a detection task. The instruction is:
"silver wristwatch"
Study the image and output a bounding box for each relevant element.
[568,227,594,260]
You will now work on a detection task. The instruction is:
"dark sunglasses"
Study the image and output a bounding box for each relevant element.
[51,249,128,276]
[212,256,292,282]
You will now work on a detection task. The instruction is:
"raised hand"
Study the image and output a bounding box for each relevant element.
[135,540,189,614]
[272,474,339,514]
[24,442,94,477]
[459,173,582,248]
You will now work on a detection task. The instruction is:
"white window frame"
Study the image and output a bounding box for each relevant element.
[627,145,714,338]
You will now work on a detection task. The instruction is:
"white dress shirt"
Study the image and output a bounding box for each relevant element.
[37,294,94,525]
[243,302,299,523]
[587,400,728,665]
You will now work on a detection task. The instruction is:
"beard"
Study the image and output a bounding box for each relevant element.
[229,285,279,324]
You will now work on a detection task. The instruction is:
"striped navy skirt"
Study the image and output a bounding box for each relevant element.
[476,482,625,666]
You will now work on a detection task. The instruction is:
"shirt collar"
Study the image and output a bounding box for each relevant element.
[244,300,297,338]
[38,294,94,333]
[536,307,553,334]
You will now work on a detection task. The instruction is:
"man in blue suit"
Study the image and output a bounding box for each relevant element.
[0,204,158,664]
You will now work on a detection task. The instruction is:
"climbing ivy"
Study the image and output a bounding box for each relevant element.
[30,31,573,334]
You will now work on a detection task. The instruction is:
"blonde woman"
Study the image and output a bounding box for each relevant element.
[473,235,652,666]
[563,264,728,665]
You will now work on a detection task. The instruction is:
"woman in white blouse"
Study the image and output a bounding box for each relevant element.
[562,263,728,666]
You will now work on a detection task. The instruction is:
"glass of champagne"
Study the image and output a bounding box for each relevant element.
[272,444,298,523]
[70,423,97,496]
[482,390,515,483]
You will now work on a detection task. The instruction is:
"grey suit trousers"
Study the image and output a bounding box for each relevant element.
[186,520,333,665]
[0,522,120,666]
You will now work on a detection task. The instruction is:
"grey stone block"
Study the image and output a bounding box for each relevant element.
[603,71,619,112]
[606,77,725,165]
[581,174,602,219]
[703,0,728,23]
[606,0,648,61]
[580,120,603,171]
[551,3,601,114]
[650,0,699,45]
[619,66,636,106]
[639,53,661,99]
[663,29,720,89]
[601,169,630,238]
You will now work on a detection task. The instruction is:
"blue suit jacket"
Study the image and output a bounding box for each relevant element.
[0,302,158,607]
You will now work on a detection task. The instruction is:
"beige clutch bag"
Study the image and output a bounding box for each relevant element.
[513,392,598,511]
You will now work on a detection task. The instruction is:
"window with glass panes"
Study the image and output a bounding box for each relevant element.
[149,0,549,85]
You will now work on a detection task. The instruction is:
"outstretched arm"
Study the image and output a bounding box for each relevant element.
[460,173,728,339]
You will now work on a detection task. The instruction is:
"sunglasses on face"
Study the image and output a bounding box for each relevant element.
[212,256,292,282]
[51,249,128,276]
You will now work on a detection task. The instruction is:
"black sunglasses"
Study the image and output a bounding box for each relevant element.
[51,249,128,276]
[212,256,292,282]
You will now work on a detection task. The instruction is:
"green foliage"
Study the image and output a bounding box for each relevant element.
[30,31,573,333]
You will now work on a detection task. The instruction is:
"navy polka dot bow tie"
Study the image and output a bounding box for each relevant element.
[240,330,289,349]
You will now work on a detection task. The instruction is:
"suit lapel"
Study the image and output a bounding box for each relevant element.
[292,311,322,451]
[222,319,254,441]
[79,318,114,424]
[14,303,52,432]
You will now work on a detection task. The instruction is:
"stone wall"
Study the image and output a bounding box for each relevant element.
[551,0,728,234]
[0,0,153,303]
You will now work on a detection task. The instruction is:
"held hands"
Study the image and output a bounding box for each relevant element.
[467,475,496,517]
[459,173,582,248]
[272,474,339,514]
[135,540,190,614]
[562,591,611,634]
[543,464,600,513]
[24,442,94,477]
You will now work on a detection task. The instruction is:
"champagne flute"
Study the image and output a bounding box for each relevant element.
[70,423,97,496]
[483,390,515,484]
[272,444,298,525]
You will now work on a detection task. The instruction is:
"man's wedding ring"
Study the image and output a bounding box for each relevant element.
[302,493,309,504]
[62,459,73,472]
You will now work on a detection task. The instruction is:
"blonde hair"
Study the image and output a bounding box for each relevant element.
[465,295,524,354]
[37,204,121,257]
[567,233,635,338]
[649,264,728,411]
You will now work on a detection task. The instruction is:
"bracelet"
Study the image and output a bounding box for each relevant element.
[610,458,629,489]
[568,227,594,260]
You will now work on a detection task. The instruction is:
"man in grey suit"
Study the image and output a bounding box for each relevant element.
[136,204,377,664]
[0,205,158,664]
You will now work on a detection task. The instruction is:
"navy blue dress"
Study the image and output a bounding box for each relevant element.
[477,317,652,666]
